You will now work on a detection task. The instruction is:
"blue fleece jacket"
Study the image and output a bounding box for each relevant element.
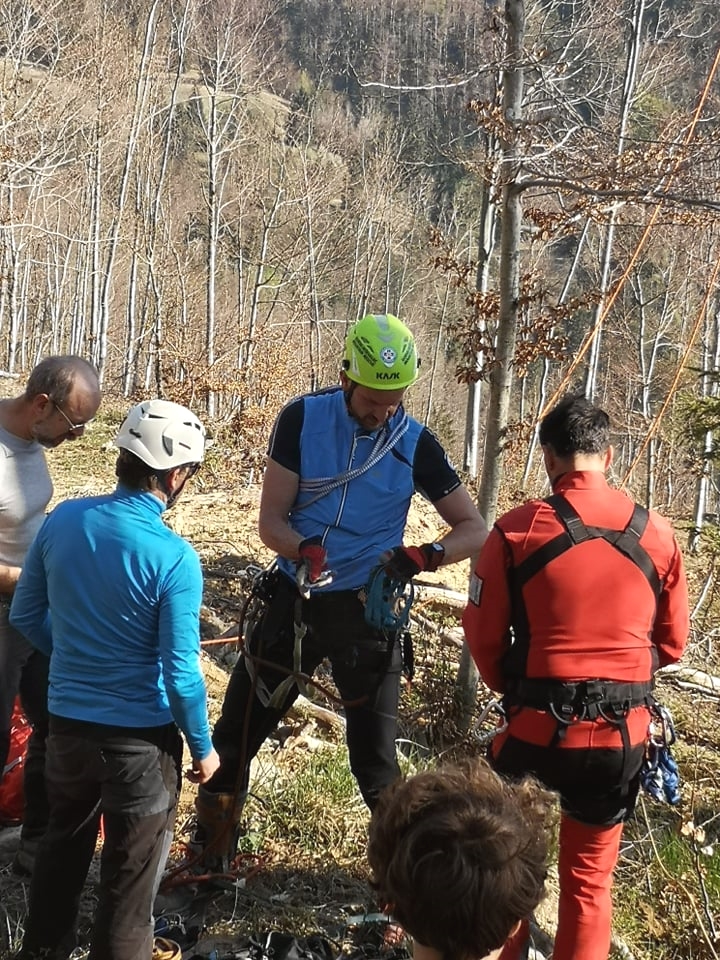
[9,485,212,760]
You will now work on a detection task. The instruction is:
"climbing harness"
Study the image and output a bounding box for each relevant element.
[361,565,414,634]
[472,698,509,746]
[504,492,662,695]
[238,563,277,648]
[501,492,662,793]
[265,597,309,709]
[511,493,661,606]
[640,702,681,804]
[238,564,298,710]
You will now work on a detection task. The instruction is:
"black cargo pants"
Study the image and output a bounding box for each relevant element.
[208,572,403,810]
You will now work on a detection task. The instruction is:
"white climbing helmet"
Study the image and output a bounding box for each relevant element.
[114,399,206,470]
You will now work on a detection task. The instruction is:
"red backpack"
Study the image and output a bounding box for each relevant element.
[0,699,31,824]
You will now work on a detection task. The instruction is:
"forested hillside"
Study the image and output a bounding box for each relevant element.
[2,2,720,957]
[3,0,719,502]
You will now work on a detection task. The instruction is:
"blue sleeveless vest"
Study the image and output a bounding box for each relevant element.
[276,388,424,591]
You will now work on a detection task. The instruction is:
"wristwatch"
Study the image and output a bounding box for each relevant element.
[426,542,445,572]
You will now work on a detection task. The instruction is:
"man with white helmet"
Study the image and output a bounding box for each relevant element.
[196,313,487,869]
[10,399,219,960]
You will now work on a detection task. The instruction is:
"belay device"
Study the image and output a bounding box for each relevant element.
[361,565,416,681]
[362,565,415,633]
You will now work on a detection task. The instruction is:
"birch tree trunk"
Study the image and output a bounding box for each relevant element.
[463,132,500,478]
[98,0,161,384]
[689,305,720,553]
[457,0,525,722]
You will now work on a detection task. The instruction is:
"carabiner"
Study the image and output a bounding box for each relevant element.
[472,698,509,745]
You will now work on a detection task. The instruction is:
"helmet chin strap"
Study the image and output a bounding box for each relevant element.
[155,468,185,509]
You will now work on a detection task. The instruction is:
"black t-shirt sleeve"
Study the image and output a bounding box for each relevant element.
[413,427,461,502]
[267,398,305,474]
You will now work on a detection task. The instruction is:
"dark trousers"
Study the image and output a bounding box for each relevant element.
[0,603,49,841]
[490,710,647,960]
[491,724,644,826]
[19,716,182,960]
[208,574,403,810]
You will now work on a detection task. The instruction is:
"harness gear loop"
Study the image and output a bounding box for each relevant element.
[472,698,509,745]
[264,599,308,708]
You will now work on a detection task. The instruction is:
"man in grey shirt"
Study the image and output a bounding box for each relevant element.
[0,355,101,873]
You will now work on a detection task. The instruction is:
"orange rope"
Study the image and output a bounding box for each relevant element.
[620,251,720,488]
[541,42,720,419]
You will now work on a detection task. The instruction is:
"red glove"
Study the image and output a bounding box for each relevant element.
[296,536,333,595]
[380,543,445,581]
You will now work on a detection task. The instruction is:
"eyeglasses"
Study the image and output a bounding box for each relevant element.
[186,463,201,478]
[51,399,92,434]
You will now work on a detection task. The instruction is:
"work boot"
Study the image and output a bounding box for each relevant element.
[12,834,39,878]
[191,786,245,872]
[152,937,182,960]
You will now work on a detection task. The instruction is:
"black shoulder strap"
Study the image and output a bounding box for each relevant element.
[504,494,662,685]
[587,503,661,600]
[513,494,661,598]
[513,493,591,588]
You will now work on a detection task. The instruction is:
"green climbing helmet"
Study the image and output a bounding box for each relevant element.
[343,313,419,390]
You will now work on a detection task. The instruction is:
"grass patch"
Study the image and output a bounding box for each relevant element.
[241,746,369,867]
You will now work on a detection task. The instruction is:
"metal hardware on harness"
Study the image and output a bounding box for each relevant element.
[361,565,415,633]
[239,564,276,646]
[648,702,676,747]
[472,698,509,745]
[640,702,680,804]
[295,563,334,599]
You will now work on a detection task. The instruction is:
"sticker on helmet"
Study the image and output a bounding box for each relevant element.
[380,347,397,367]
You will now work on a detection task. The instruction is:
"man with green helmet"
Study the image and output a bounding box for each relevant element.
[195,313,487,869]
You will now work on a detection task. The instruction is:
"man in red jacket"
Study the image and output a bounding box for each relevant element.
[462,394,689,960]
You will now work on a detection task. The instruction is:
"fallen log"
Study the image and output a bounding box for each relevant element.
[658,664,720,697]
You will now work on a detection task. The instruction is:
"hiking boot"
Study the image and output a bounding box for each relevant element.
[152,936,182,960]
[12,835,39,877]
[191,786,245,872]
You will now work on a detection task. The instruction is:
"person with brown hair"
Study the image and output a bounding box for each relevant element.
[367,758,552,960]
[196,313,487,870]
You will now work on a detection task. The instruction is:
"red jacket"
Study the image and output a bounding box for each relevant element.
[463,471,689,695]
